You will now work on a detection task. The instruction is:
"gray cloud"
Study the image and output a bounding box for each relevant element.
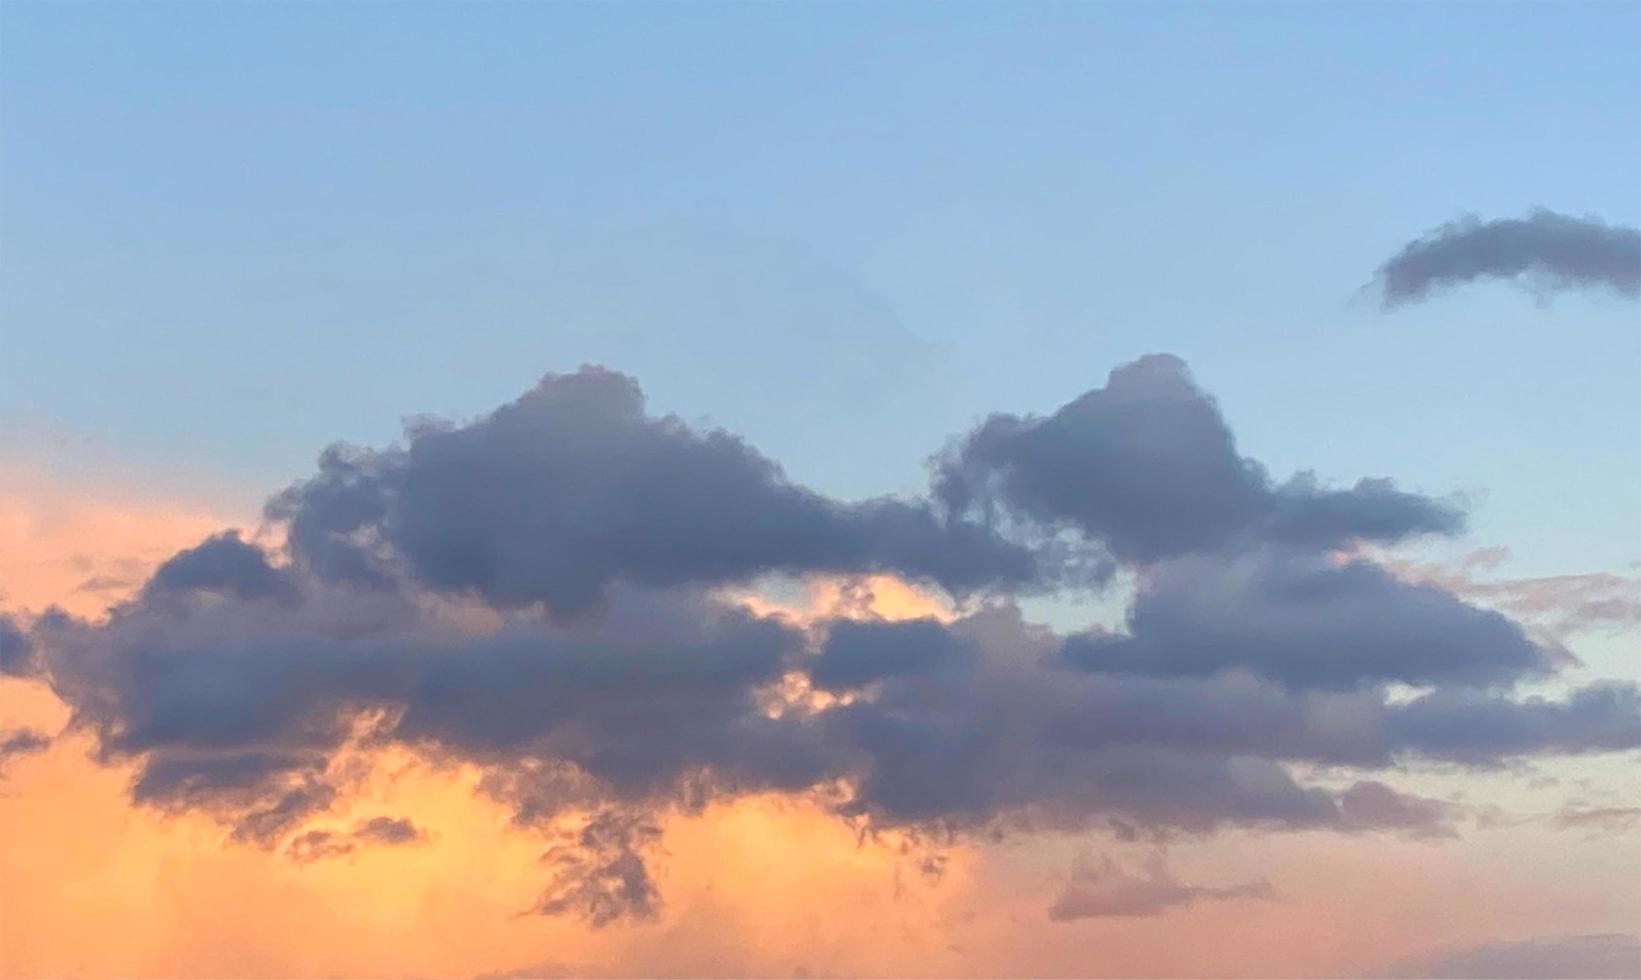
[935,355,1462,564]
[1048,852,1273,920]
[15,353,1640,925]
[0,613,37,677]
[1385,682,1641,764]
[1375,209,1641,308]
[1062,547,1551,690]
[270,367,1040,616]
[144,531,296,604]
[810,618,973,692]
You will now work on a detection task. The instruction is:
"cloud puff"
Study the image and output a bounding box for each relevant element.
[267,367,1041,617]
[935,355,1462,564]
[144,531,296,604]
[17,354,1640,925]
[1047,852,1272,920]
[1374,209,1641,308]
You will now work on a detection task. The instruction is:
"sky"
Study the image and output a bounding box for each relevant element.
[1,3,1639,978]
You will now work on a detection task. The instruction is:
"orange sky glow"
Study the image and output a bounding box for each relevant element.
[1,467,1637,980]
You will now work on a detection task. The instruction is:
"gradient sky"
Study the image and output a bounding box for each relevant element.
[1,3,1639,978]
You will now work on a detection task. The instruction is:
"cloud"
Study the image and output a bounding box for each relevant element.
[1373,209,1641,308]
[1371,933,1641,979]
[286,815,428,863]
[0,727,51,770]
[1378,547,1641,639]
[1553,806,1641,833]
[16,354,1640,925]
[269,367,1041,616]
[0,613,37,677]
[529,810,663,926]
[935,355,1462,564]
[1047,852,1272,920]
[1385,682,1641,764]
[810,617,973,692]
[144,531,296,604]
[1062,547,1551,690]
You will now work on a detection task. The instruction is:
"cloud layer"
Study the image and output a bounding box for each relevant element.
[14,355,1640,926]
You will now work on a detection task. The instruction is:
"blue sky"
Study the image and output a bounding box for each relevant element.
[3,1,1638,577]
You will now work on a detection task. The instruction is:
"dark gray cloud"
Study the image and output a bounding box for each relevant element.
[0,613,37,677]
[14,353,1640,926]
[1370,933,1641,979]
[144,531,296,603]
[270,367,1040,616]
[42,583,822,815]
[1062,548,1551,690]
[935,355,1462,564]
[1385,682,1641,764]
[810,617,973,692]
[1375,209,1641,308]
[1047,853,1272,920]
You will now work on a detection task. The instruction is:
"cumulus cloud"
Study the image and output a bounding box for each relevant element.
[14,354,1640,925]
[1373,209,1641,308]
[268,367,1040,616]
[935,355,1462,564]
[1047,852,1272,920]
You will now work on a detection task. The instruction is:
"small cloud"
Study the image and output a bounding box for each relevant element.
[1048,852,1273,921]
[286,815,429,864]
[1372,209,1641,308]
[287,829,354,864]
